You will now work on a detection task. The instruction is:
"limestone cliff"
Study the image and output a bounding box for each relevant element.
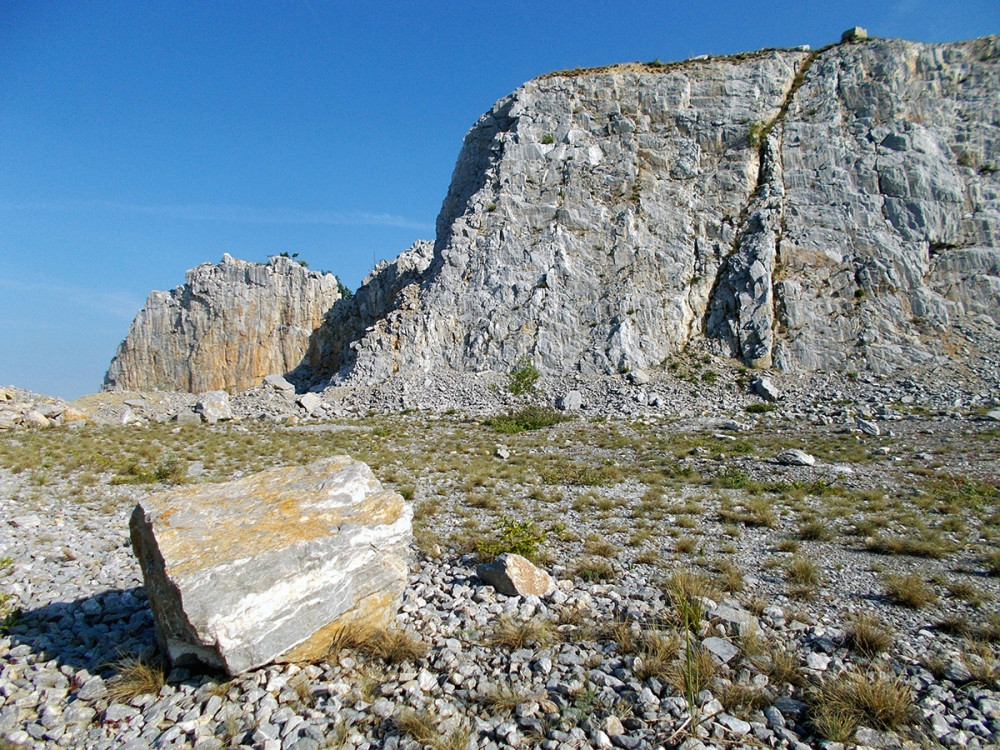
[104,254,340,393]
[334,35,1000,383]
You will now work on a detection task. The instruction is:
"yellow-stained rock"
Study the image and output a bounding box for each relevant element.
[129,456,412,675]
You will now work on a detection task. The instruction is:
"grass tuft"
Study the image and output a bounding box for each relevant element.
[883,573,938,609]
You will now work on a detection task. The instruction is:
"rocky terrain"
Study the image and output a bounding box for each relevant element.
[2,357,1000,749]
[6,30,1000,750]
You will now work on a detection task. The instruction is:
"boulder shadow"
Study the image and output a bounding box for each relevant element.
[5,586,158,676]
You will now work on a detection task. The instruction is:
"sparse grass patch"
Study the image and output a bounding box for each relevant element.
[106,655,167,702]
[785,556,821,586]
[573,557,615,582]
[488,617,555,649]
[809,670,914,742]
[865,531,954,558]
[947,580,990,606]
[883,573,938,609]
[846,612,894,659]
[394,708,472,750]
[485,406,570,434]
[798,518,830,541]
[665,644,715,696]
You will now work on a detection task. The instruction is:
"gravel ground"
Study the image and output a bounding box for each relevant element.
[1,363,999,749]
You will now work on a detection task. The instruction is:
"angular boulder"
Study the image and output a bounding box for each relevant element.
[476,553,555,597]
[195,390,233,424]
[129,456,412,675]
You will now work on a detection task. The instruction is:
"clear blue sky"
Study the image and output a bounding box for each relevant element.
[2,1,997,399]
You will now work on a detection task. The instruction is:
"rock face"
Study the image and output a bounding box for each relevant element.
[109,36,1000,389]
[129,456,412,675]
[331,36,999,382]
[105,254,341,393]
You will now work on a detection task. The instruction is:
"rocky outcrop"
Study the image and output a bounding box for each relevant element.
[129,456,412,675]
[108,36,1000,390]
[104,254,341,393]
[335,35,1000,382]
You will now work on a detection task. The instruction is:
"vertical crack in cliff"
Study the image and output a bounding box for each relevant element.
[706,45,836,368]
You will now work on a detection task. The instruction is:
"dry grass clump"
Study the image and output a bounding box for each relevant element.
[488,617,555,649]
[798,518,831,541]
[106,655,166,702]
[809,670,914,742]
[394,708,473,750]
[785,556,822,586]
[572,557,615,582]
[633,630,683,682]
[750,646,805,688]
[326,624,427,664]
[946,580,990,606]
[665,644,715,696]
[883,573,938,609]
[845,612,894,659]
[984,549,1000,577]
[479,684,539,712]
[664,569,718,631]
[865,533,953,559]
[717,682,772,717]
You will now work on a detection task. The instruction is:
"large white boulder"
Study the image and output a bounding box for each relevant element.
[129,456,412,675]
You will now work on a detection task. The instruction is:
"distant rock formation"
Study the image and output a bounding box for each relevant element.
[110,35,1000,393]
[338,35,1000,382]
[104,254,340,393]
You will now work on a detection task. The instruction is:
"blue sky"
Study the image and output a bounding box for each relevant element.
[2,1,997,399]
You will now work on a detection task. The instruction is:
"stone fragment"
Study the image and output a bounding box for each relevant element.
[752,377,780,402]
[494,445,511,460]
[702,636,739,664]
[196,391,233,424]
[476,553,555,597]
[776,449,815,466]
[857,417,881,436]
[842,26,868,42]
[173,410,201,425]
[854,726,901,748]
[557,390,583,411]
[120,407,142,426]
[129,456,412,675]
[629,370,650,386]
[297,392,322,414]
[264,374,296,394]
[23,410,50,428]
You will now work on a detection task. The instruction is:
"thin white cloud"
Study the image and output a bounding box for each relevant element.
[0,200,435,232]
[0,277,143,321]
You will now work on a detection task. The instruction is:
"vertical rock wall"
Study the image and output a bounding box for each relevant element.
[104,255,340,393]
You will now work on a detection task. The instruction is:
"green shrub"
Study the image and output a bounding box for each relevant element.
[507,357,540,396]
[476,518,546,561]
[485,406,568,434]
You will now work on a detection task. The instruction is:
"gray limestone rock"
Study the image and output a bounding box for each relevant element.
[196,391,233,424]
[776,449,816,466]
[557,390,583,411]
[129,456,412,675]
[753,377,781,402]
[476,553,555,597]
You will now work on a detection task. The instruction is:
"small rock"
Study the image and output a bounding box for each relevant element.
[752,377,780,402]
[557,391,583,411]
[264,374,296,394]
[476,553,555,597]
[776,449,815,466]
[856,417,880,436]
[297,392,323,414]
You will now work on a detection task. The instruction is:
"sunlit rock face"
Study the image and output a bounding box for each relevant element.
[340,36,1000,382]
[104,254,341,393]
